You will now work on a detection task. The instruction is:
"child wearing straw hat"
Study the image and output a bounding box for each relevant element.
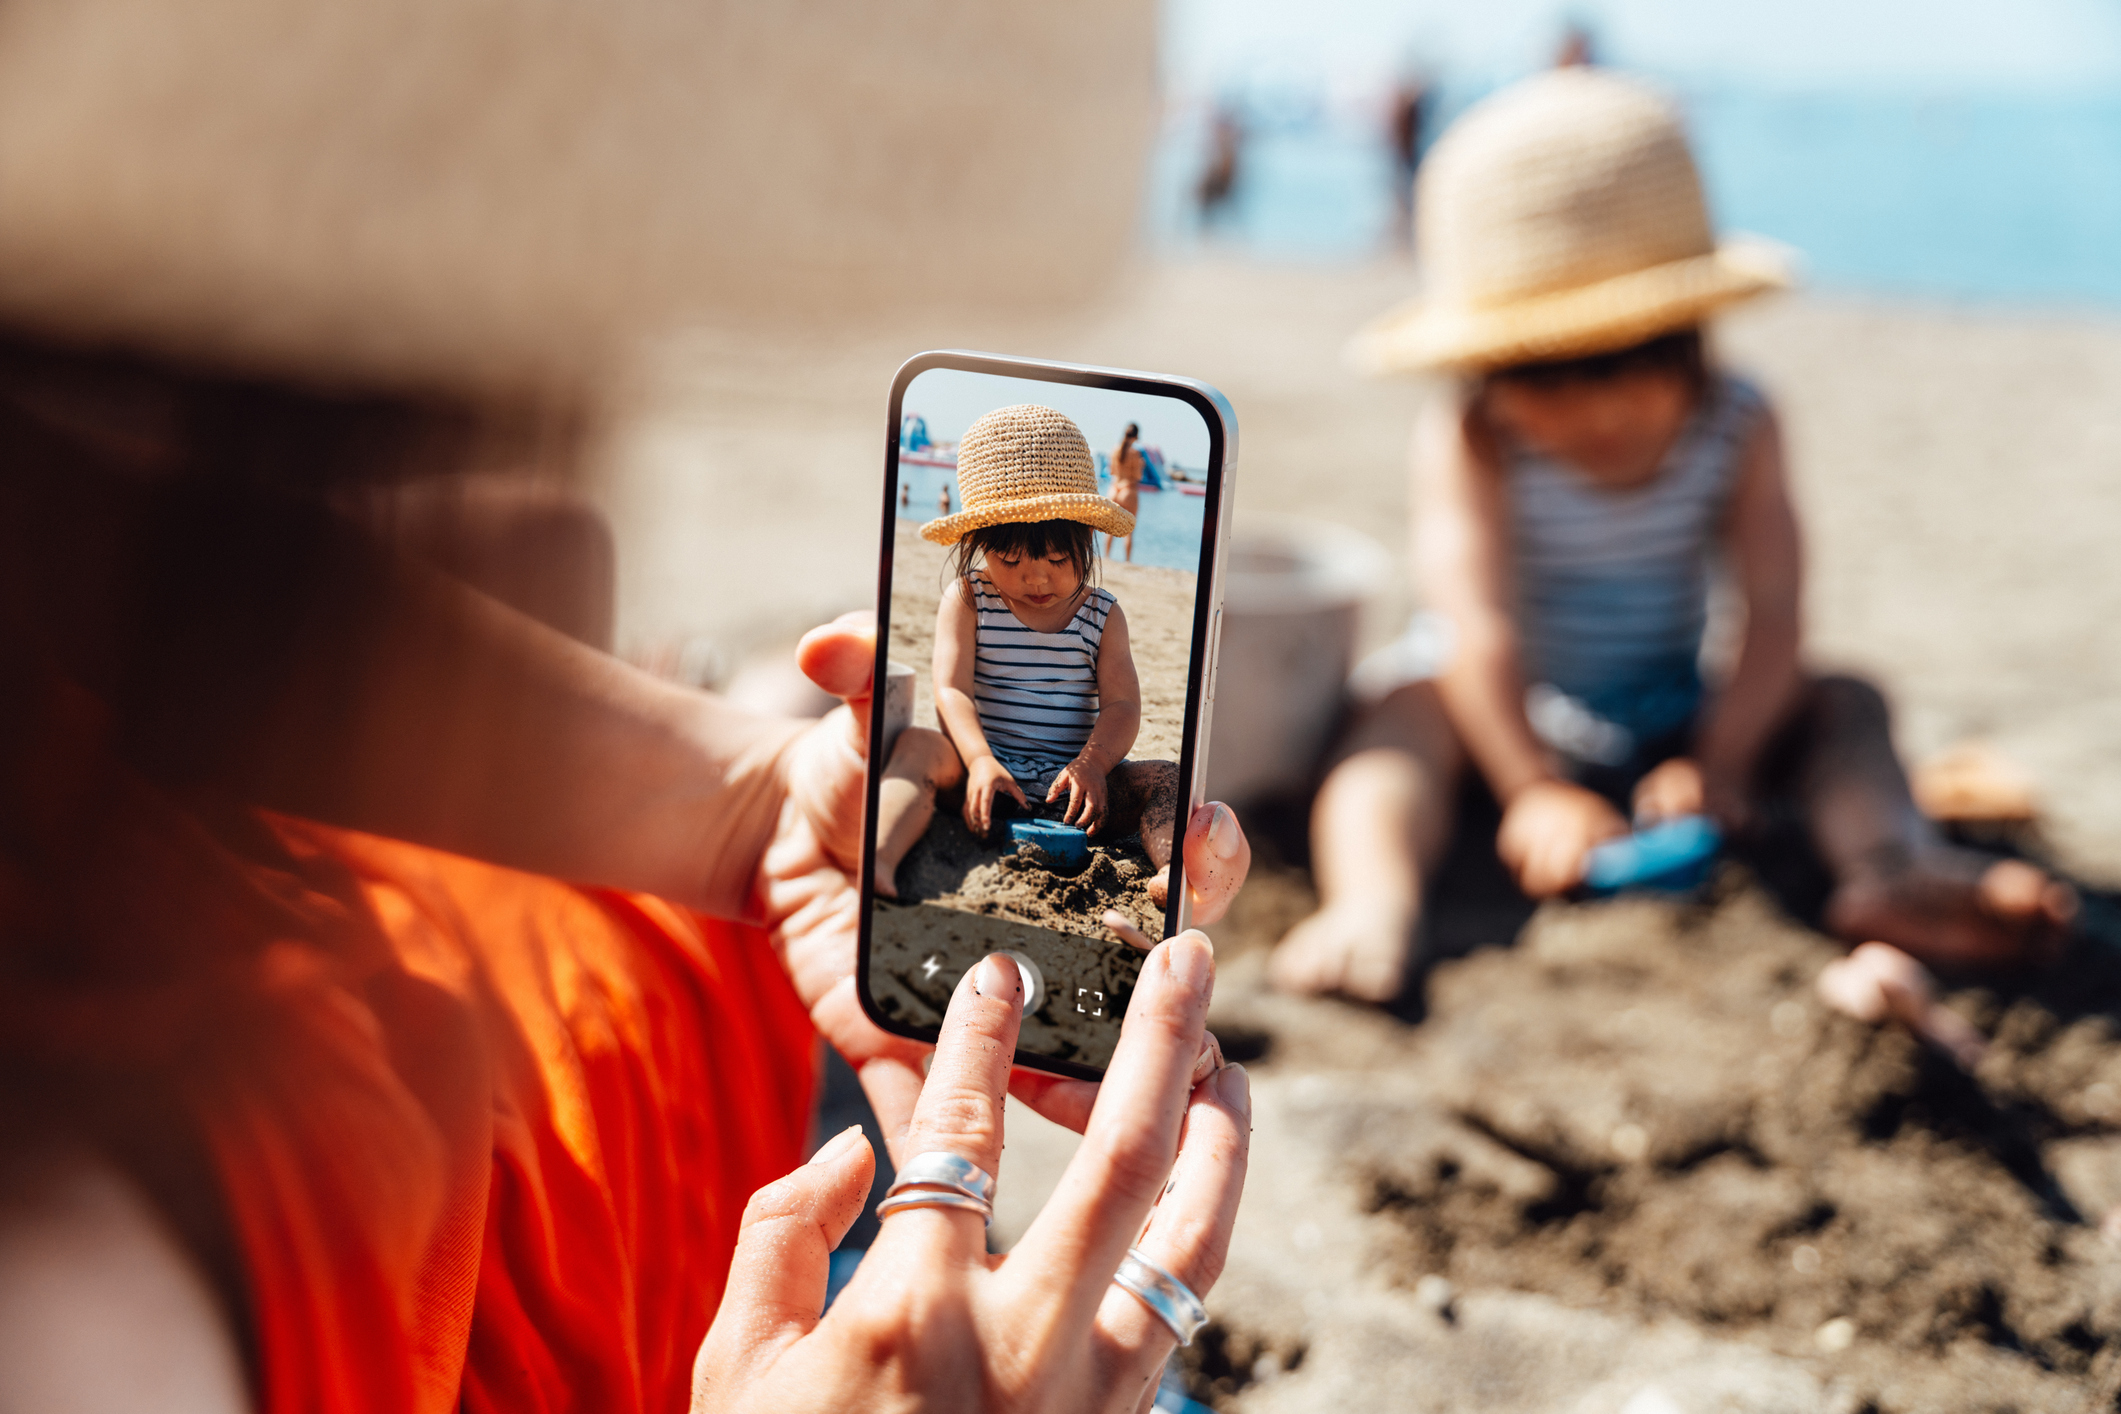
[874,404,1184,908]
[1272,69,2074,1004]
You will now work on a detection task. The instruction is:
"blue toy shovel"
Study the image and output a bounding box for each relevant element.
[1582,814,1722,896]
[1006,819,1092,871]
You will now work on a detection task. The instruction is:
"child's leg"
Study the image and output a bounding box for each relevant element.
[1104,759,1181,885]
[1788,674,2074,968]
[1271,680,1462,1002]
[873,727,965,899]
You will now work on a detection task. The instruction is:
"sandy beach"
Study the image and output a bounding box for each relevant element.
[591,260,2121,1411]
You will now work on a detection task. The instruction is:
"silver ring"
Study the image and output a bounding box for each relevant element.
[1112,1246,1207,1345]
[876,1190,992,1224]
[887,1151,997,1206]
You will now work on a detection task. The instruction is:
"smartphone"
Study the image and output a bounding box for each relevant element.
[858,351,1236,1080]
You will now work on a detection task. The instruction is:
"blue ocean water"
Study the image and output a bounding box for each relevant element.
[892,458,1209,575]
[1150,85,2121,307]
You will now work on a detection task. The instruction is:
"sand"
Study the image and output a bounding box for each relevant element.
[590,261,2121,1411]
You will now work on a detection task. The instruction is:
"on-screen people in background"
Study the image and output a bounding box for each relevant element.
[1107,420,1144,562]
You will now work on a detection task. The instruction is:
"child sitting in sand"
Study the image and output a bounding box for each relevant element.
[1272,70,2075,1002]
[874,403,1181,908]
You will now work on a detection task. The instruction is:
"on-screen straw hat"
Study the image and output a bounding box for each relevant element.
[1349,69,1795,376]
[920,404,1135,545]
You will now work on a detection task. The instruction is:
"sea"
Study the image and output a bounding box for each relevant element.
[893,455,1208,576]
[1147,83,2121,308]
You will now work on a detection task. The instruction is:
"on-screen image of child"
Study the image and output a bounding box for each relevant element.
[874,404,1180,915]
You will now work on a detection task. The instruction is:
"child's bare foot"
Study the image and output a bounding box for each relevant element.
[1825,849,2076,970]
[1268,899,1417,1003]
[872,863,900,900]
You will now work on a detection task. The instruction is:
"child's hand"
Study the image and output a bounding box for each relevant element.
[1634,757,1752,832]
[1047,757,1109,832]
[1632,757,1706,823]
[1497,779,1629,897]
[963,756,1027,836]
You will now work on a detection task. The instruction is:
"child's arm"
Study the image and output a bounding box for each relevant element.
[933,579,1027,833]
[1417,398,1628,894]
[1693,407,1804,815]
[1049,601,1142,831]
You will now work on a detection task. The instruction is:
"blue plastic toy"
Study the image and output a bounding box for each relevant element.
[1007,819,1092,871]
[1583,814,1722,895]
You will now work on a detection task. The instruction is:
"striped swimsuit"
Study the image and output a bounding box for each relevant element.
[1355,372,1763,771]
[1510,373,1763,764]
[967,574,1114,796]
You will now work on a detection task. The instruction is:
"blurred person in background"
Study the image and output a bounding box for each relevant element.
[1196,105,1245,230]
[0,1,1254,1410]
[1271,69,2074,1005]
[1555,20,1597,69]
[1387,73,1430,249]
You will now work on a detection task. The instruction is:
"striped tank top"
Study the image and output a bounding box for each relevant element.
[968,574,1114,771]
[1507,373,1764,759]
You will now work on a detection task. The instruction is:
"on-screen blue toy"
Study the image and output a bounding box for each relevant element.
[1006,819,1092,871]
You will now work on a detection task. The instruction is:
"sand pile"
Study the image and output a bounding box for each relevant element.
[1190,869,2121,1411]
[894,811,1166,943]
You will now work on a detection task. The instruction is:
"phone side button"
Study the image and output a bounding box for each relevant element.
[1204,607,1222,703]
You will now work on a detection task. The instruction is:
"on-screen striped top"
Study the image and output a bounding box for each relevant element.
[967,574,1114,768]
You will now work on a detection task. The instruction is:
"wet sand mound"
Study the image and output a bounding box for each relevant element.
[1200,870,2121,1411]
[897,809,1166,943]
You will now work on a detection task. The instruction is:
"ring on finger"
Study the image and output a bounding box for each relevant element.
[876,1189,993,1223]
[877,1151,996,1226]
[1112,1246,1208,1345]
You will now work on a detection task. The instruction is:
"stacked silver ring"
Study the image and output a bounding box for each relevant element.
[1112,1246,1208,1345]
[875,1151,997,1227]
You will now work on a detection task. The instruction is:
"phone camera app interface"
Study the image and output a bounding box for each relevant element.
[868,367,1216,1069]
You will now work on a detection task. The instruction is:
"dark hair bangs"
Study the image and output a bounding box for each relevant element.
[951,518,1100,589]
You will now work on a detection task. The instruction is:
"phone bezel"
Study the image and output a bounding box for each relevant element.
[857,349,1236,1081]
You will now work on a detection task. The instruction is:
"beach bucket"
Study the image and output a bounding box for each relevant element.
[1206,520,1392,806]
[881,659,917,762]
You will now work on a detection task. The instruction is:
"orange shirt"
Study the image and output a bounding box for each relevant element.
[4,785,815,1413]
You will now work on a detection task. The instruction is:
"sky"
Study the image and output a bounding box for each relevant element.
[1161,0,2121,96]
[900,369,1214,471]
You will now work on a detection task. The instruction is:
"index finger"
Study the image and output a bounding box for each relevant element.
[1006,932,1214,1334]
[872,952,1025,1260]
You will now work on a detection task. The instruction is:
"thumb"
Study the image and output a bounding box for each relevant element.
[693,1125,876,1398]
[794,613,876,751]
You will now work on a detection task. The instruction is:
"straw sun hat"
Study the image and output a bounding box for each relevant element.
[1351,69,1795,375]
[920,404,1135,545]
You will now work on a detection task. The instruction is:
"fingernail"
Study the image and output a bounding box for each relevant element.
[1164,933,1213,998]
[809,1124,868,1167]
[1190,1031,1225,1086]
[974,953,1020,1005]
[1215,1063,1250,1112]
[1208,802,1241,859]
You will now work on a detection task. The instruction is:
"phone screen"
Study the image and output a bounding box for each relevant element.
[859,353,1231,1077]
